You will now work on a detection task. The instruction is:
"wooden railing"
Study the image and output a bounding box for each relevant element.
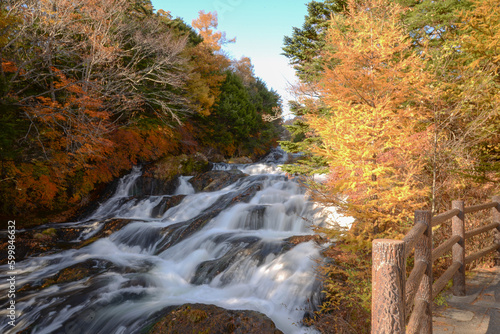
[371,196,500,333]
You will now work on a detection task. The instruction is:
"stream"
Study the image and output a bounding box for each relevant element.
[0,148,347,334]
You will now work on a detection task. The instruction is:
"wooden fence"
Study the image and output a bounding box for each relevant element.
[371,196,500,333]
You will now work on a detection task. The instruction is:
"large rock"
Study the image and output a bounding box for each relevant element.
[150,195,186,218]
[189,170,247,192]
[228,156,253,164]
[191,233,328,287]
[131,153,211,196]
[18,258,117,292]
[0,219,136,264]
[148,153,211,181]
[129,176,179,196]
[148,304,283,334]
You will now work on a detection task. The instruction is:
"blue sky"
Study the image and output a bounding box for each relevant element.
[151,0,309,115]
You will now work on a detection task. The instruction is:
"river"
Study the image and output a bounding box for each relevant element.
[0,148,346,334]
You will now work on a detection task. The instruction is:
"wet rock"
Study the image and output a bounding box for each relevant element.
[189,233,318,287]
[150,195,186,218]
[65,176,123,222]
[147,304,283,334]
[129,176,179,196]
[0,219,137,264]
[131,154,211,196]
[238,205,267,230]
[259,148,289,164]
[147,153,211,181]
[190,235,262,285]
[189,169,247,192]
[215,241,293,287]
[74,218,137,248]
[229,156,253,164]
[24,259,116,291]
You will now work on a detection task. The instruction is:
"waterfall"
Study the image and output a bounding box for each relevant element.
[174,176,195,195]
[0,147,336,334]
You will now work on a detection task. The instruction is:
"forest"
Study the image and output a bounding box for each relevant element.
[0,0,283,222]
[1,0,500,332]
[280,0,500,331]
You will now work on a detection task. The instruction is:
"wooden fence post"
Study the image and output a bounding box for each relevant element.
[414,210,433,334]
[493,196,500,266]
[372,239,406,334]
[452,200,466,296]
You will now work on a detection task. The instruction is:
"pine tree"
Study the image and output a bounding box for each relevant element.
[282,0,348,83]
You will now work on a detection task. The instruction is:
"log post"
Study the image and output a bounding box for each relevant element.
[493,196,500,266]
[372,239,406,334]
[413,210,433,334]
[452,200,466,296]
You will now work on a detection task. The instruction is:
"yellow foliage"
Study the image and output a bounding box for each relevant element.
[191,10,235,51]
[461,0,500,71]
[309,0,432,231]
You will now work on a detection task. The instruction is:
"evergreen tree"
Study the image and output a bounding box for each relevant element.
[280,0,347,175]
[282,0,347,83]
[397,0,472,47]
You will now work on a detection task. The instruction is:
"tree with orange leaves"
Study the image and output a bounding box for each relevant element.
[308,0,433,232]
[184,10,234,116]
[191,10,235,51]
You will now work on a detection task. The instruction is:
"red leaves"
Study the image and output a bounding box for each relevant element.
[1,61,17,73]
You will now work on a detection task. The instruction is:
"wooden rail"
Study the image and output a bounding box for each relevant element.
[371,196,500,333]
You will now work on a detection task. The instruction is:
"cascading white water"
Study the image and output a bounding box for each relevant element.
[0,148,334,334]
[174,176,195,195]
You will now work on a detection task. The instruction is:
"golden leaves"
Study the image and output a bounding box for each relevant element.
[191,10,235,52]
[310,0,432,230]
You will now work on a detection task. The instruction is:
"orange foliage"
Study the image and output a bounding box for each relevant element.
[2,63,182,214]
[186,10,233,116]
[177,122,199,154]
[309,0,433,230]
[2,61,17,73]
[186,44,230,116]
[191,11,235,51]
[24,69,114,164]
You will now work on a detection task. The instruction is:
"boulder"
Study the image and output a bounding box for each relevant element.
[228,156,253,164]
[148,153,211,181]
[148,304,283,334]
[0,219,137,265]
[189,170,247,192]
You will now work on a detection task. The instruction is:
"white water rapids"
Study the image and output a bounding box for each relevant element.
[0,148,350,334]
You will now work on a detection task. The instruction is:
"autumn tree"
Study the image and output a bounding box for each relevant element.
[0,0,189,216]
[191,10,235,51]
[458,0,500,177]
[397,0,472,48]
[308,0,433,232]
[231,56,255,86]
[281,1,348,176]
[403,0,500,211]
[184,11,232,116]
[0,0,282,219]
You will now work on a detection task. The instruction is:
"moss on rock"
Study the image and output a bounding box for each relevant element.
[152,153,210,181]
[148,304,283,334]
